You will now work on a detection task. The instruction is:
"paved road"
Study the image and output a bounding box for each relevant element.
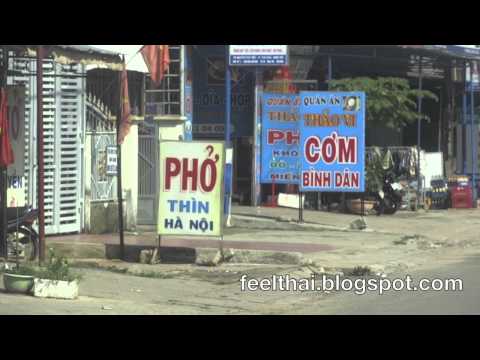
[1,252,479,315]
[297,254,480,315]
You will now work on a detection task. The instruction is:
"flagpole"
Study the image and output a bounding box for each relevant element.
[117,56,125,261]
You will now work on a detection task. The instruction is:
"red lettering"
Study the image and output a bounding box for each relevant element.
[286,131,300,145]
[200,159,217,192]
[323,172,331,186]
[351,173,359,188]
[305,136,320,164]
[182,158,199,191]
[268,130,285,145]
[165,158,181,190]
[335,172,343,187]
[303,172,310,187]
[339,137,357,164]
[322,135,337,164]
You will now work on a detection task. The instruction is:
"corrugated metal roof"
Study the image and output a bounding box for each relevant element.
[56,45,121,57]
[6,45,124,69]
[397,45,480,60]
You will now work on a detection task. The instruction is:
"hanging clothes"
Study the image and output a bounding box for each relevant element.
[382,149,394,170]
[366,147,418,180]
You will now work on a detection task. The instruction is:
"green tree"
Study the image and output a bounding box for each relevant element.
[329,77,439,130]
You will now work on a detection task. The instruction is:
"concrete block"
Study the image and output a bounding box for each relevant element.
[350,218,368,230]
[89,200,127,234]
[33,279,79,300]
[195,249,222,266]
[278,193,305,209]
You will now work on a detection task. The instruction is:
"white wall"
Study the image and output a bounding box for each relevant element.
[121,124,139,230]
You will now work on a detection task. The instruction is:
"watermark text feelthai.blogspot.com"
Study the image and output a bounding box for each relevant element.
[240,275,463,296]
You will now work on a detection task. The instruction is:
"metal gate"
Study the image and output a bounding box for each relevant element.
[138,119,158,225]
[8,56,85,234]
[86,94,117,201]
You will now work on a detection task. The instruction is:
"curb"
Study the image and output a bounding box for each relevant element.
[48,241,106,259]
[231,214,430,238]
[104,243,309,266]
[231,214,349,232]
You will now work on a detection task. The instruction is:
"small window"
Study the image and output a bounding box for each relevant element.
[144,45,183,118]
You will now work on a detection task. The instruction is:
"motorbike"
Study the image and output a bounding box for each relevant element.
[374,173,404,216]
[5,207,39,261]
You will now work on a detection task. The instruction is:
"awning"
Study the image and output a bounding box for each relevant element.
[87,45,148,73]
[397,45,480,61]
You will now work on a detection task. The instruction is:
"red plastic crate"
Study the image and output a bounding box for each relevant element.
[451,186,473,209]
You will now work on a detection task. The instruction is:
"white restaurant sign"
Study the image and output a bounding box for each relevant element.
[6,86,26,208]
[157,141,225,237]
[229,45,288,66]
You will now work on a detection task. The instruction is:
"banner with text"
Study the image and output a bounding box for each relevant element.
[261,93,300,184]
[229,45,288,66]
[158,141,225,237]
[7,86,25,177]
[299,92,365,192]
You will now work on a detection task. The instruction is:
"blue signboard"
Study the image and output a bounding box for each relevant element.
[299,92,366,192]
[261,93,301,184]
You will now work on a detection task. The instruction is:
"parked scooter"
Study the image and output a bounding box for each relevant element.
[374,173,404,216]
[5,207,39,261]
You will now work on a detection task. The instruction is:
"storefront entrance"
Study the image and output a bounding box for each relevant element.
[192,45,255,205]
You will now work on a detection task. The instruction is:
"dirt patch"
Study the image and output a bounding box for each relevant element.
[49,242,105,259]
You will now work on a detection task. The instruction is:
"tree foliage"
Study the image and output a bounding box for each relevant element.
[329,77,439,130]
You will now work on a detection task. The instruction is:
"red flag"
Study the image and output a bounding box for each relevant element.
[0,88,14,167]
[141,45,170,87]
[117,64,131,145]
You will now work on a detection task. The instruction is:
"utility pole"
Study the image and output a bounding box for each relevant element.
[117,56,125,261]
[0,47,8,259]
[470,61,477,208]
[416,56,423,210]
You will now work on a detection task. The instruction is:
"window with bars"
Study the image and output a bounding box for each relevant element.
[144,45,183,119]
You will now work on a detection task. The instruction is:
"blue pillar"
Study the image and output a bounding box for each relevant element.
[225,46,232,146]
[463,61,468,174]
[224,46,233,217]
[184,45,193,142]
[253,67,263,206]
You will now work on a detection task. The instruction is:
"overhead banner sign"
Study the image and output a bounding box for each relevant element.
[158,141,225,237]
[229,45,288,66]
[7,86,25,177]
[299,92,366,193]
[261,93,300,184]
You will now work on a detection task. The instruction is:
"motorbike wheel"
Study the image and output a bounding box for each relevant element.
[383,196,399,215]
[6,227,39,262]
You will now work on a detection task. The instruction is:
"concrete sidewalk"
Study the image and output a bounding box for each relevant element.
[232,205,480,240]
[43,205,480,274]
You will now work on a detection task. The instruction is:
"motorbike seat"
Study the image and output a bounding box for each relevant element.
[6,207,29,223]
